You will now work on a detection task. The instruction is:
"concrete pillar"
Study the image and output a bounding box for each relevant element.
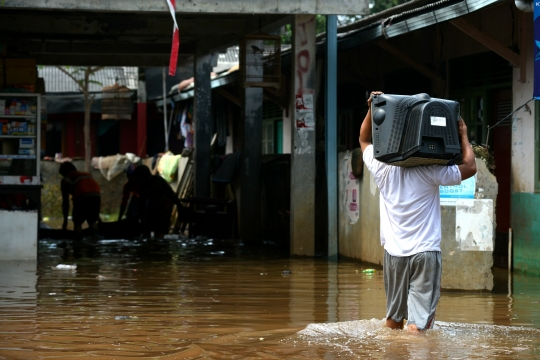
[238,88,263,242]
[136,70,147,157]
[290,14,317,256]
[193,53,213,198]
[326,15,338,260]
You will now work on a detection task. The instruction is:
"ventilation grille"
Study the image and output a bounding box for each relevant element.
[495,99,512,126]
[403,105,423,152]
[388,97,418,153]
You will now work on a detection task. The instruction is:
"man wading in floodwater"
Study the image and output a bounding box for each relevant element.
[359,91,477,333]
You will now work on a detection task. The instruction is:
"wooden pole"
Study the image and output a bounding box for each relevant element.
[162,67,169,152]
[508,227,512,272]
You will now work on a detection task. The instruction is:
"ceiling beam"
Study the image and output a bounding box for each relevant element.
[3,0,370,15]
[375,40,442,81]
[0,12,247,38]
[450,17,520,68]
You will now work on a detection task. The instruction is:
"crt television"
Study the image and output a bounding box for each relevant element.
[371,93,462,167]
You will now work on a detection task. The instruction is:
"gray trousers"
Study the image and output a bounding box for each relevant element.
[384,250,442,330]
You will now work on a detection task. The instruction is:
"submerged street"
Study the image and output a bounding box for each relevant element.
[1,236,540,359]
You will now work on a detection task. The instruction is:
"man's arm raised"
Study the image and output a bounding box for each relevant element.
[457,118,477,181]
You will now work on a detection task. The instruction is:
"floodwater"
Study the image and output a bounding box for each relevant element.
[1,236,540,359]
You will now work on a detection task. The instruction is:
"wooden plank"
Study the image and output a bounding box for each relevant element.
[450,17,520,67]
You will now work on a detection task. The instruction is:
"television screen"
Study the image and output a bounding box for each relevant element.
[371,93,462,167]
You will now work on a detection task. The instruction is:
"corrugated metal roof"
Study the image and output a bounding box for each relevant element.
[37,66,138,93]
[218,47,240,65]
[379,0,497,39]
[338,0,503,43]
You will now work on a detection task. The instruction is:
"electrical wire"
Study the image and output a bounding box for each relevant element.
[485,97,535,148]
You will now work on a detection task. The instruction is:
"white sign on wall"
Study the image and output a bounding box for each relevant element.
[455,199,493,251]
[439,175,476,206]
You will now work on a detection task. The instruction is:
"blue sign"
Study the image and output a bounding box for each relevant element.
[439,175,476,206]
[534,1,540,99]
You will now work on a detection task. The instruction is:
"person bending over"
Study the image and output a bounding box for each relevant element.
[59,162,101,235]
[131,165,182,239]
[359,91,477,333]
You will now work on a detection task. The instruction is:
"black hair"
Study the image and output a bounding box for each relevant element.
[59,162,77,177]
[132,165,151,180]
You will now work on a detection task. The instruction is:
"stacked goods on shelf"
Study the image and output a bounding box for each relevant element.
[18,138,36,156]
[0,97,37,136]
[0,94,39,183]
[0,97,37,115]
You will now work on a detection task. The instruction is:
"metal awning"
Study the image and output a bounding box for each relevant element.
[155,71,239,107]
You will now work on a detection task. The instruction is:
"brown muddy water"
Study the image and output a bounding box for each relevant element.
[1,235,540,359]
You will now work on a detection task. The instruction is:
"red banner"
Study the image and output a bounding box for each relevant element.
[166,0,180,76]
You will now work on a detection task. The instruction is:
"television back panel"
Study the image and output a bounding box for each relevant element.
[371,93,462,167]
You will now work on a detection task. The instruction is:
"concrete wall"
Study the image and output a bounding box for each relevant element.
[440,159,496,291]
[511,34,535,194]
[338,151,382,265]
[339,152,497,291]
[510,13,540,275]
[0,210,38,260]
[41,160,126,219]
[511,193,540,276]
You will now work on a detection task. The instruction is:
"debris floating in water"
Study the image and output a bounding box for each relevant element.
[282,270,292,276]
[52,264,77,270]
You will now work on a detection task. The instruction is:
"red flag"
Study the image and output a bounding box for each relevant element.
[166,0,180,76]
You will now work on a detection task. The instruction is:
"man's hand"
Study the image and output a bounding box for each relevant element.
[367,91,383,108]
[458,118,468,139]
[359,91,384,152]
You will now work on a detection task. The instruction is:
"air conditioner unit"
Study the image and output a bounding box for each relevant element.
[371,93,462,167]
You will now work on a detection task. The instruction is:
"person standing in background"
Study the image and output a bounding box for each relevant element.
[59,162,101,236]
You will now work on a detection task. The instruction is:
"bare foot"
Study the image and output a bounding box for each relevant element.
[406,324,419,334]
[385,318,404,330]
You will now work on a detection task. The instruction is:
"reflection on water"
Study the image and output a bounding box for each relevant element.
[0,236,539,359]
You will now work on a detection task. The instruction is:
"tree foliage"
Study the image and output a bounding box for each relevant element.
[280,15,327,45]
